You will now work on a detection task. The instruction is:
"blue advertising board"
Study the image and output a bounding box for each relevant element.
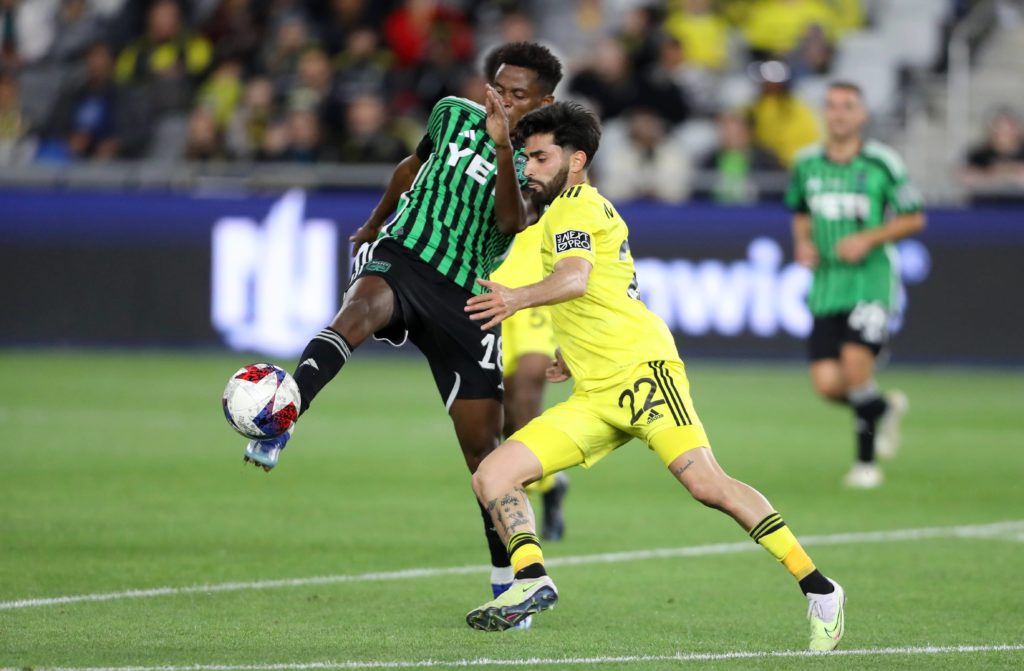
[1,188,1021,363]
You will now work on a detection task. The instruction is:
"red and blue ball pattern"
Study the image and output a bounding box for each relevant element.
[222,363,300,440]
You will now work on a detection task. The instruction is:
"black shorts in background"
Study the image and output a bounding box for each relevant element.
[351,238,504,407]
[808,302,890,361]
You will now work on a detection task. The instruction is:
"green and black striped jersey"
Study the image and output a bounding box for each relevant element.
[382,96,527,295]
[785,139,923,316]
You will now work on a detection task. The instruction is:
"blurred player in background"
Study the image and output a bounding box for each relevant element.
[786,82,925,489]
[464,102,846,651]
[242,43,563,614]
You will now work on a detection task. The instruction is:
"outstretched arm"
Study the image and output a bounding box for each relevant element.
[465,257,592,331]
[350,153,424,247]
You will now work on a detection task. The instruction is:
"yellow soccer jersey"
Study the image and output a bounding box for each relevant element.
[540,183,681,388]
[491,218,545,286]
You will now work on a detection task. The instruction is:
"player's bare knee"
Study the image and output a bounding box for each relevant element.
[685,475,730,511]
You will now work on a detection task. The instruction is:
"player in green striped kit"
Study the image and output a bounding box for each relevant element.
[786,82,926,489]
[241,43,563,616]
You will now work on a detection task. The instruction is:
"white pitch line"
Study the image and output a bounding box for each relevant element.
[7,644,1024,671]
[2,520,1022,612]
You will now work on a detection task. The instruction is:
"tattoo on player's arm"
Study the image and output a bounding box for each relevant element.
[672,459,695,478]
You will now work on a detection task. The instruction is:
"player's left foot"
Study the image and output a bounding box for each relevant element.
[467,576,558,631]
[807,579,845,651]
[843,462,882,489]
[541,473,569,541]
[875,390,908,461]
[243,427,293,471]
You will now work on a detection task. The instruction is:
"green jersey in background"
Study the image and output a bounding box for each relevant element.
[785,140,923,316]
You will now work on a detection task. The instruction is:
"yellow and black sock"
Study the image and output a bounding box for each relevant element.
[508,531,546,580]
[750,512,833,595]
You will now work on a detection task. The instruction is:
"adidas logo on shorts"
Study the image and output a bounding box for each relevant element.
[646,408,664,424]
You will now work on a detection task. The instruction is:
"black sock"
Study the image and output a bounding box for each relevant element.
[798,569,835,595]
[478,500,511,569]
[515,562,547,580]
[849,385,888,463]
[292,328,352,415]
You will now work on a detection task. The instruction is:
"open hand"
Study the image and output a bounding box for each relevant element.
[546,349,571,383]
[484,84,511,149]
[465,279,520,330]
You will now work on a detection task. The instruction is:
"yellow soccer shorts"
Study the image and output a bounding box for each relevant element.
[501,306,557,378]
[510,360,711,475]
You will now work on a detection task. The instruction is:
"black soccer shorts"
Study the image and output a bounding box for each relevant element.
[808,301,890,361]
[351,238,504,407]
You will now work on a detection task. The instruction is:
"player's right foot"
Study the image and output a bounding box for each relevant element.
[807,579,845,651]
[467,576,558,631]
[243,427,293,471]
[843,462,882,489]
[491,582,532,629]
[541,472,569,541]
[875,390,908,460]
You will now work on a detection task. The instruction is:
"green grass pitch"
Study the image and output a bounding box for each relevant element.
[1,351,1022,669]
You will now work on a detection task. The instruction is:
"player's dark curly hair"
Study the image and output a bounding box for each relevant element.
[483,42,563,95]
[512,102,601,167]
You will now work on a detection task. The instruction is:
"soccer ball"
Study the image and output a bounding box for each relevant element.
[222,363,300,440]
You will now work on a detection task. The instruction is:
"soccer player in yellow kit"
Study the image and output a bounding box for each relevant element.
[464,102,846,651]
[491,222,569,542]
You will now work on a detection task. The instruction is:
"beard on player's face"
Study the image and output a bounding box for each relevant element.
[528,161,570,209]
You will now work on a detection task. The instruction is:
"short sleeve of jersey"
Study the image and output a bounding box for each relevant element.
[415,134,433,161]
[883,160,923,215]
[544,191,601,266]
[785,161,809,213]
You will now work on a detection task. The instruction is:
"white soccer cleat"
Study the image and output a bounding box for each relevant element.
[843,462,883,489]
[875,390,908,461]
[807,579,846,651]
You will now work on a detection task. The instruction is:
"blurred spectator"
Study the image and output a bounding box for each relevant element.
[336,93,407,163]
[265,106,333,162]
[635,34,692,125]
[320,0,374,56]
[46,0,105,63]
[331,26,392,105]
[745,61,820,166]
[961,108,1024,188]
[196,58,243,129]
[0,69,35,163]
[663,0,730,71]
[742,0,837,67]
[115,0,212,111]
[38,41,119,161]
[596,109,692,203]
[0,0,24,69]
[225,75,276,160]
[383,0,473,69]
[184,105,225,160]
[828,0,864,35]
[536,0,608,69]
[701,109,782,203]
[618,5,665,73]
[654,33,718,117]
[203,0,261,68]
[397,24,474,114]
[567,37,635,121]
[262,12,314,98]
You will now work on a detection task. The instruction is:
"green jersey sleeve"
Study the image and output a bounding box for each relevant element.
[785,161,809,213]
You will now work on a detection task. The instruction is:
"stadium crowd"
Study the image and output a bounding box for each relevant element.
[1,0,1012,201]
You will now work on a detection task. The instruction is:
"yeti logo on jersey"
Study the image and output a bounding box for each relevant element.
[364,260,392,273]
[555,230,592,253]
